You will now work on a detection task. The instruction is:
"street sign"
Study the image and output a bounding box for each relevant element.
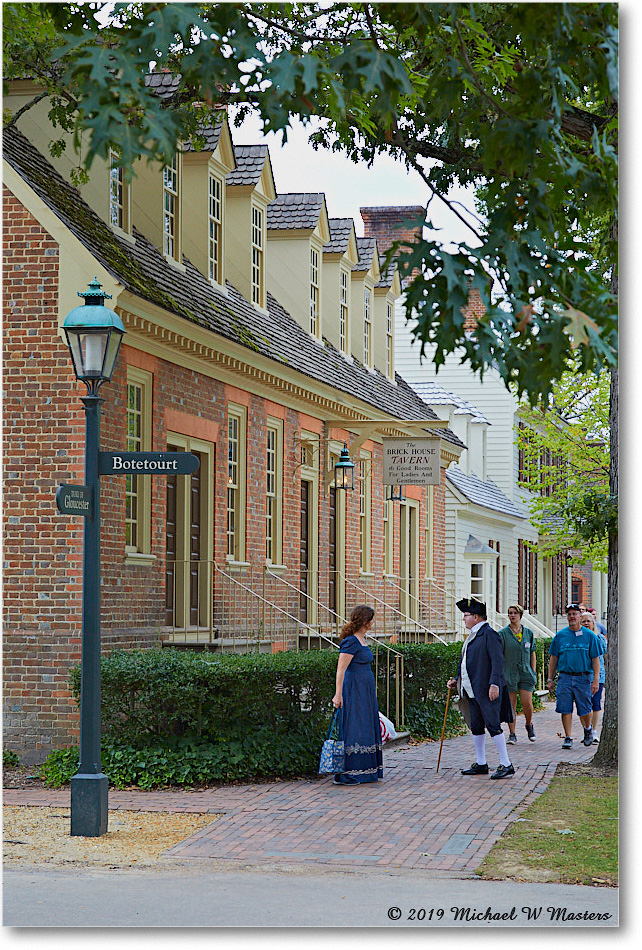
[98,451,200,476]
[56,484,93,517]
[382,438,441,485]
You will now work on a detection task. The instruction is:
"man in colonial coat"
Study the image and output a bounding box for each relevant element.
[447,598,515,779]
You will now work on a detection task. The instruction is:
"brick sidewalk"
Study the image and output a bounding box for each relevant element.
[3,701,598,874]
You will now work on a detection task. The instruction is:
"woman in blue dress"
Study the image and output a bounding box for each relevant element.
[331,605,383,785]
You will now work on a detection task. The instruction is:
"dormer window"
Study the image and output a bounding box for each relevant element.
[163,154,179,259]
[251,205,264,306]
[387,302,393,376]
[340,268,349,353]
[310,247,319,336]
[208,174,223,283]
[109,150,129,232]
[364,287,372,366]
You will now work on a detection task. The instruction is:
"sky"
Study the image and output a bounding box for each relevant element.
[230,110,477,247]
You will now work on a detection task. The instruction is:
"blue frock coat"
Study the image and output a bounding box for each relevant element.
[456,622,514,733]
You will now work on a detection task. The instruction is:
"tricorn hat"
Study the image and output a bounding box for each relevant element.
[456,597,487,617]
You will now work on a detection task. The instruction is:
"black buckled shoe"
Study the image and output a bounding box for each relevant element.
[460,762,489,775]
[490,763,515,780]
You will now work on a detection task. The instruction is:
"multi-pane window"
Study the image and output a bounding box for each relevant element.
[163,154,179,258]
[109,150,125,230]
[359,455,371,572]
[386,302,393,376]
[340,269,349,353]
[208,174,222,283]
[424,485,434,577]
[125,382,143,550]
[363,288,372,366]
[251,205,264,306]
[266,426,277,561]
[383,500,394,575]
[310,247,319,336]
[227,415,240,559]
[470,562,484,598]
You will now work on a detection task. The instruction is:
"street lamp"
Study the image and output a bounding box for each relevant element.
[62,278,125,837]
[334,442,355,491]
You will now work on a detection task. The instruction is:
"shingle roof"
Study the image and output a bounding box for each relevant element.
[3,126,463,447]
[144,71,181,100]
[376,253,396,289]
[267,193,325,230]
[183,122,224,153]
[446,465,528,518]
[354,237,376,272]
[409,381,490,425]
[226,145,268,186]
[324,217,354,254]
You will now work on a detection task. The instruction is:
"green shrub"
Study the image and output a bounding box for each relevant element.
[3,749,20,767]
[404,700,467,741]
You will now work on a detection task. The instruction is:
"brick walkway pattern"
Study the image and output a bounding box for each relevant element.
[3,701,598,873]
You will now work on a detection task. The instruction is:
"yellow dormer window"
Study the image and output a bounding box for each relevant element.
[387,302,393,376]
[109,150,129,232]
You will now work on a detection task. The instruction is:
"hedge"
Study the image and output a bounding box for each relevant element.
[43,641,531,788]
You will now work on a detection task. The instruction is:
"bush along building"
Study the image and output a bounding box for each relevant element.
[3,90,467,760]
[361,205,608,638]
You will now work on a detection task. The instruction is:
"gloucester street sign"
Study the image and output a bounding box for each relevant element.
[56,484,93,517]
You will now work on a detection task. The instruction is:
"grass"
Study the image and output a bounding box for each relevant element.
[477,764,618,886]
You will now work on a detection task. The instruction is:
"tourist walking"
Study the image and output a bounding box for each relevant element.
[498,604,538,744]
[447,598,515,779]
[332,605,383,785]
[547,603,605,749]
[582,611,607,744]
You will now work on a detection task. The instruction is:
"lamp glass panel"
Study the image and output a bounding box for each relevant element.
[80,332,108,375]
[103,330,123,380]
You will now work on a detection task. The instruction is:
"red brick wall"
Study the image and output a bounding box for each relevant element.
[2,188,85,761]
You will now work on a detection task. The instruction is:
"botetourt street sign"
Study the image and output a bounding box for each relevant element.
[97,451,200,475]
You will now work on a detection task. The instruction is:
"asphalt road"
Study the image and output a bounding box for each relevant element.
[3,863,618,928]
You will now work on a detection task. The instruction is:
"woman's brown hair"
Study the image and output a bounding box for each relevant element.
[340,605,374,641]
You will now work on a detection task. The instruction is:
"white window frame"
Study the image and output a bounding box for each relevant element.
[310,246,320,337]
[340,267,349,354]
[265,417,284,565]
[109,149,131,235]
[251,204,265,307]
[363,287,372,366]
[226,404,247,564]
[208,173,223,284]
[125,367,153,561]
[163,153,181,261]
[386,301,394,377]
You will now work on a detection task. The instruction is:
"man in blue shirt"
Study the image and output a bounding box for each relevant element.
[547,603,604,749]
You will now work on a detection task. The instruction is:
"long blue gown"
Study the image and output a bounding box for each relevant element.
[335,635,384,784]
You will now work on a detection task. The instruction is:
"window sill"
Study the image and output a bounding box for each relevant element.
[225,558,250,571]
[163,254,186,273]
[359,571,375,578]
[265,562,287,573]
[209,277,229,296]
[125,552,157,566]
[109,224,135,245]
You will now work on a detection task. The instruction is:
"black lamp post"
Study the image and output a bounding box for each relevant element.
[62,278,125,837]
[334,442,355,491]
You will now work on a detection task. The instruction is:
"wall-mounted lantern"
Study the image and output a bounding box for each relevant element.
[385,484,406,502]
[334,442,355,491]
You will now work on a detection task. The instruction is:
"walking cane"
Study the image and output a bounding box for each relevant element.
[436,686,453,773]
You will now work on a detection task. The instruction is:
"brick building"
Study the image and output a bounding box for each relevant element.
[3,95,465,759]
